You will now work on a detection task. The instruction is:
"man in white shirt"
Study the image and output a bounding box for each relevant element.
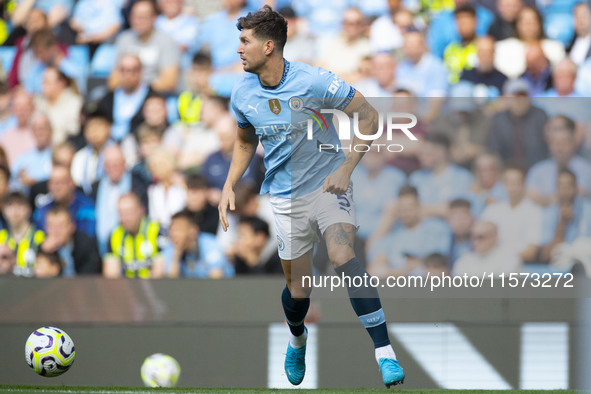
[481,165,543,262]
[453,220,522,276]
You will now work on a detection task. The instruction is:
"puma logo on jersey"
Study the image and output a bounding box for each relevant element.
[248,103,260,114]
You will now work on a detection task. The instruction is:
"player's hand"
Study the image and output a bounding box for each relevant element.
[218,184,236,232]
[323,166,351,195]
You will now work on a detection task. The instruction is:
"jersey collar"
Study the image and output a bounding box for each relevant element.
[259,59,290,90]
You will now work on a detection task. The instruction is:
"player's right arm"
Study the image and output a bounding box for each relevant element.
[218,124,259,232]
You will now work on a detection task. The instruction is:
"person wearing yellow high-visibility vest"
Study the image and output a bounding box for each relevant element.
[176,52,212,126]
[103,193,165,278]
[0,192,45,277]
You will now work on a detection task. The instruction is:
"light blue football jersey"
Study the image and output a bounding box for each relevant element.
[230,60,356,198]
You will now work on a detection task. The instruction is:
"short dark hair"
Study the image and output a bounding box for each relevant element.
[450,198,471,210]
[240,216,270,238]
[186,174,209,190]
[558,168,577,183]
[132,0,158,15]
[454,3,476,17]
[47,204,73,221]
[29,28,57,49]
[171,209,199,227]
[37,251,63,274]
[398,185,419,199]
[3,192,29,207]
[425,133,451,151]
[424,253,447,269]
[192,51,212,68]
[237,5,288,52]
[503,161,527,178]
[550,115,576,135]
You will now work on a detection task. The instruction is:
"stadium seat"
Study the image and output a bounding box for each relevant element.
[67,45,90,95]
[0,46,16,73]
[90,44,117,79]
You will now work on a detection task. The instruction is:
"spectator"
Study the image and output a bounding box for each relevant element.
[459,35,508,96]
[163,210,233,278]
[0,82,17,135]
[201,114,261,190]
[7,8,51,89]
[466,153,508,216]
[351,145,406,241]
[34,67,83,145]
[409,133,473,217]
[481,165,543,262]
[446,198,474,268]
[69,0,122,55]
[538,58,583,97]
[367,186,450,278]
[428,0,494,58]
[520,42,553,96]
[175,52,212,127]
[122,94,169,161]
[567,2,591,66]
[103,193,165,278]
[11,0,73,29]
[110,0,180,93]
[33,251,62,278]
[488,79,549,168]
[92,145,148,255]
[424,253,450,276]
[316,8,372,83]
[540,169,591,264]
[279,6,317,64]
[0,90,36,166]
[526,115,591,205]
[23,29,81,94]
[193,0,248,70]
[146,148,186,229]
[155,0,199,53]
[39,205,101,276]
[369,0,404,53]
[70,115,112,195]
[0,165,10,230]
[33,165,96,238]
[96,54,153,142]
[487,0,522,40]
[0,192,45,277]
[495,7,565,79]
[131,124,160,187]
[443,4,479,84]
[29,142,76,210]
[185,174,218,235]
[452,220,522,275]
[395,30,449,97]
[10,112,53,193]
[233,216,282,275]
[354,53,398,99]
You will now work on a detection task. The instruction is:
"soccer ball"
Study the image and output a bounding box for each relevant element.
[25,326,75,377]
[140,353,181,388]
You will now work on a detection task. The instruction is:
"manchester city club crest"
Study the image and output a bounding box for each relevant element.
[276,235,285,251]
[288,96,304,112]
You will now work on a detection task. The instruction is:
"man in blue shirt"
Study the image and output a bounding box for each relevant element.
[219,6,405,388]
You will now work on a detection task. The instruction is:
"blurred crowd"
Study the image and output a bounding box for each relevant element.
[0,0,590,279]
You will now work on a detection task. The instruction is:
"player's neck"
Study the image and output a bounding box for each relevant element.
[258,57,285,87]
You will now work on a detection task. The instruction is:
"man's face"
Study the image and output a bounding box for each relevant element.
[34,255,60,278]
[130,1,156,37]
[103,149,127,183]
[342,9,365,41]
[456,13,476,40]
[118,197,143,233]
[471,222,497,254]
[42,68,64,101]
[48,167,75,204]
[237,223,266,250]
[398,194,421,228]
[119,56,143,92]
[418,141,446,169]
[159,0,183,18]
[557,173,577,203]
[498,0,522,22]
[548,128,576,163]
[3,202,30,227]
[186,188,208,211]
[31,115,52,150]
[143,97,167,127]
[475,155,499,189]
[403,32,425,63]
[553,62,576,95]
[238,29,267,73]
[46,212,74,246]
[448,206,473,237]
[33,44,54,65]
[12,92,34,124]
[84,119,111,150]
[25,9,48,34]
[169,217,190,248]
[477,37,495,71]
[503,169,525,201]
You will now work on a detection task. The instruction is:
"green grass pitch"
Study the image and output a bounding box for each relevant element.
[0,387,580,394]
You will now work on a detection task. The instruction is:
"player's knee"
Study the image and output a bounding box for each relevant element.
[328,249,356,268]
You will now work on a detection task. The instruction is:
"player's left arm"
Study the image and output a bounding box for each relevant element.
[323,90,379,195]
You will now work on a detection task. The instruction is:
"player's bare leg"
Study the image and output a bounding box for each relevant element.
[324,223,405,387]
[280,249,313,385]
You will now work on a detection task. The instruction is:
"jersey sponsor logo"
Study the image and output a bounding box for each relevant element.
[268,99,282,115]
[248,103,260,114]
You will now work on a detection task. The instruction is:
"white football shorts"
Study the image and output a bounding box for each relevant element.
[269,183,357,260]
